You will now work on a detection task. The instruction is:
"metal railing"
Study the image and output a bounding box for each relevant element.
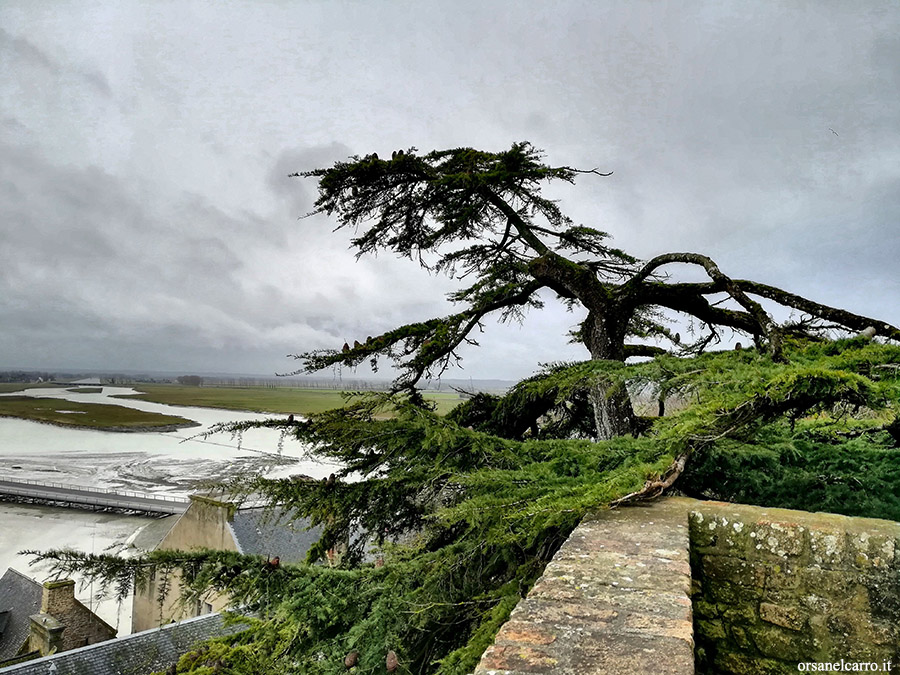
[0,477,190,514]
[0,477,188,503]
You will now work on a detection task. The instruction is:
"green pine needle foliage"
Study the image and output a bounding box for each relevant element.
[27,339,900,674]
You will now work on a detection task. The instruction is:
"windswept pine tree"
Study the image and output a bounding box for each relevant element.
[30,144,900,674]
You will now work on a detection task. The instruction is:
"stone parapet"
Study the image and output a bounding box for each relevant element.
[475,498,695,675]
[475,497,899,674]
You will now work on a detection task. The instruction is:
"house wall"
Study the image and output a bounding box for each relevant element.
[131,496,237,633]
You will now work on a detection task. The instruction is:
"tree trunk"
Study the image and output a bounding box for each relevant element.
[583,308,637,440]
[591,380,637,440]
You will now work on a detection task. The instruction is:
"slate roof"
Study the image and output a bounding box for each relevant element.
[229,507,322,564]
[0,613,249,675]
[0,569,41,662]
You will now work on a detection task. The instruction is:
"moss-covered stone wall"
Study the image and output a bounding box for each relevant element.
[689,502,900,674]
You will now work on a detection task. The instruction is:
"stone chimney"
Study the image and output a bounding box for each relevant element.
[40,580,76,616]
[28,580,75,655]
[25,578,116,655]
[28,613,65,656]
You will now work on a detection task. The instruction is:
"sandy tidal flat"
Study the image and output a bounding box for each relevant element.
[0,386,340,495]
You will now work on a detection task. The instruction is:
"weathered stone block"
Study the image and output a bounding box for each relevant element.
[495,621,558,646]
[689,511,718,548]
[720,603,758,625]
[798,593,832,614]
[763,561,801,591]
[701,555,766,587]
[750,521,806,557]
[476,644,558,673]
[621,610,694,644]
[706,579,761,605]
[690,512,757,555]
[868,574,900,623]
[825,612,855,638]
[509,598,618,627]
[758,602,807,631]
[808,529,846,566]
[747,624,807,662]
[798,567,868,608]
[846,530,897,571]
[696,618,727,640]
[693,599,719,619]
[573,634,695,675]
[806,614,838,660]
[729,625,754,650]
[856,617,897,647]
[713,647,798,675]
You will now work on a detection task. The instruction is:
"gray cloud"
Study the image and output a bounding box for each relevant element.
[0,1,898,380]
[0,27,111,97]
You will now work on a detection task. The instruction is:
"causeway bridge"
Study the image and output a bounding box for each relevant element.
[0,478,189,516]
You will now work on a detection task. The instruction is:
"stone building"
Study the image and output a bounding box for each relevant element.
[0,569,115,668]
[132,494,323,632]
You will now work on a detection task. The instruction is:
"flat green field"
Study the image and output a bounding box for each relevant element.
[118,384,463,416]
[0,396,199,431]
[0,382,57,393]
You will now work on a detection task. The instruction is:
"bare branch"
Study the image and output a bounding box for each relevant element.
[735,280,900,342]
[624,252,782,358]
[623,344,668,358]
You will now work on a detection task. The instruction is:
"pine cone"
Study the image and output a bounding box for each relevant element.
[344,650,359,668]
[386,650,399,672]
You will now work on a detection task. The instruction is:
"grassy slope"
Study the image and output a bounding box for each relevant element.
[0,396,198,430]
[118,384,463,416]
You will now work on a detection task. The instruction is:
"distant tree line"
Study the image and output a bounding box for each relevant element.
[199,376,395,390]
[176,375,204,386]
[0,370,58,383]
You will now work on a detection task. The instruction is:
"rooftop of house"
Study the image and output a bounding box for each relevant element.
[0,569,41,663]
[0,613,249,675]
[229,506,323,564]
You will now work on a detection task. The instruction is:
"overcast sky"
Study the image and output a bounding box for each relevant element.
[1,1,898,381]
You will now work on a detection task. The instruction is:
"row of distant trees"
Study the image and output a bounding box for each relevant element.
[0,371,175,385]
[197,376,395,390]
[0,370,57,383]
[0,369,398,391]
[176,375,204,386]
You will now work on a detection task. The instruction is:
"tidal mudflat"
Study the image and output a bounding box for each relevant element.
[0,386,339,495]
[0,386,340,633]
